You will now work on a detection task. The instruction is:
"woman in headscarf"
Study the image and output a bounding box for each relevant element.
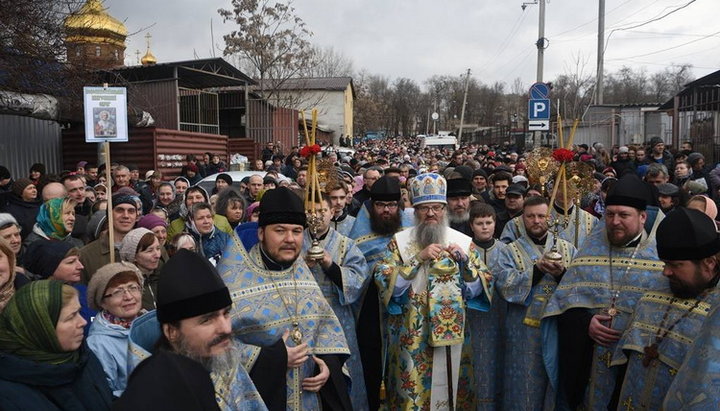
[0,280,113,410]
[0,239,28,313]
[119,228,162,311]
[24,240,96,330]
[86,263,145,397]
[24,197,82,247]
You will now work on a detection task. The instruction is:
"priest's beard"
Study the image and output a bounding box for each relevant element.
[448,209,469,225]
[415,214,448,249]
[176,333,238,374]
[669,266,712,299]
[370,207,402,235]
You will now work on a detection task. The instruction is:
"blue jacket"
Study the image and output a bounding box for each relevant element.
[87,312,131,397]
[189,225,229,264]
[0,344,112,410]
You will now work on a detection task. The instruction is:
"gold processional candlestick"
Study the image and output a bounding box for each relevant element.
[301,109,326,261]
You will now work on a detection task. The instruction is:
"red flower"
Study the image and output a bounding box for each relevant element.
[299,144,321,158]
[553,148,574,163]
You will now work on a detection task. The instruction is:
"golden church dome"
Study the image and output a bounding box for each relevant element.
[141,50,157,65]
[64,0,127,48]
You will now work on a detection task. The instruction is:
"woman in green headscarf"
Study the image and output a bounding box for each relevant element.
[24,197,82,248]
[0,280,112,410]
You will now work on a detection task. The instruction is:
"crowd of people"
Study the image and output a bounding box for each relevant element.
[0,134,718,410]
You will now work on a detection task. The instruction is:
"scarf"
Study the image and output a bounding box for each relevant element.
[0,280,79,364]
[102,309,145,329]
[0,268,17,311]
[37,198,70,240]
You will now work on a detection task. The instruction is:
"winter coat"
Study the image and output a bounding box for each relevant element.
[166,214,232,241]
[1,194,40,241]
[87,313,132,397]
[0,344,113,410]
[23,224,84,249]
[78,234,119,285]
[189,224,230,264]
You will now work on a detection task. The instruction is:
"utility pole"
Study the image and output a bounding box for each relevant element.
[536,0,546,82]
[596,0,605,104]
[458,68,471,142]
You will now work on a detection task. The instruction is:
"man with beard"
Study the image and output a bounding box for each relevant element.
[217,187,352,410]
[347,175,413,410]
[116,249,266,410]
[500,184,597,249]
[495,195,576,409]
[543,174,666,410]
[302,193,370,409]
[482,171,511,214]
[446,177,473,236]
[375,173,494,410]
[610,207,720,410]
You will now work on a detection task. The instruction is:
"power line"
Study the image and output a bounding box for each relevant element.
[608,29,720,60]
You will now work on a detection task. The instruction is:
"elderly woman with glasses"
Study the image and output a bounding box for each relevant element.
[86,262,146,397]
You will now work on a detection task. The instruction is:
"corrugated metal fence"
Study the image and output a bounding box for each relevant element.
[0,114,62,177]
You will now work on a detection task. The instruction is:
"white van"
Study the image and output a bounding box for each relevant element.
[420,132,459,151]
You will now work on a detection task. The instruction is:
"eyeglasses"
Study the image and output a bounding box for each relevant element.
[103,284,142,300]
[374,201,399,209]
[416,204,446,213]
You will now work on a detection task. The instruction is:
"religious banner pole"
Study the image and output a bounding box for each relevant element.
[300,109,325,261]
[103,142,115,263]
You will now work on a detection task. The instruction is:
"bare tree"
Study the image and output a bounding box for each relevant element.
[219,0,313,104]
[301,46,354,78]
[0,0,96,107]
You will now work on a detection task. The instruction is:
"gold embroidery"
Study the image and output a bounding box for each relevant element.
[622,397,635,411]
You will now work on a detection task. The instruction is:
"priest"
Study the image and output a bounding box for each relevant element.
[374,173,494,410]
[612,207,720,409]
[543,174,666,410]
[216,187,352,411]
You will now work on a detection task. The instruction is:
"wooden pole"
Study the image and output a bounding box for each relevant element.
[103,141,115,263]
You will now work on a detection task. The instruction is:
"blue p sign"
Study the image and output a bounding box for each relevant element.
[528,99,550,120]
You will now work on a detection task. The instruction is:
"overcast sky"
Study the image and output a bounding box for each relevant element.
[107,0,718,91]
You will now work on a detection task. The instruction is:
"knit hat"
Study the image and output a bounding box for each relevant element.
[0,166,10,181]
[605,174,649,210]
[262,176,276,185]
[77,161,88,169]
[186,163,199,173]
[156,249,232,323]
[112,193,138,210]
[446,178,472,198]
[12,178,32,198]
[216,173,233,186]
[370,176,401,202]
[24,240,76,279]
[410,173,447,206]
[512,175,529,185]
[618,146,629,154]
[137,214,167,231]
[0,213,19,230]
[145,170,157,180]
[173,177,190,186]
[86,210,107,241]
[689,195,717,220]
[472,169,488,179]
[687,152,705,166]
[258,187,306,227]
[120,228,153,263]
[649,137,664,149]
[86,262,143,311]
[115,187,139,197]
[657,208,720,261]
[453,166,474,181]
[602,167,617,177]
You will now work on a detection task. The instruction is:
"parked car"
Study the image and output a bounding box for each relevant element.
[197,171,287,194]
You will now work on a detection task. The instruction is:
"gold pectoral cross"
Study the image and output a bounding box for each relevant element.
[599,350,612,368]
[622,397,635,411]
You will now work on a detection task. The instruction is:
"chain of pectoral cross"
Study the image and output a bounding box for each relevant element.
[642,295,705,367]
